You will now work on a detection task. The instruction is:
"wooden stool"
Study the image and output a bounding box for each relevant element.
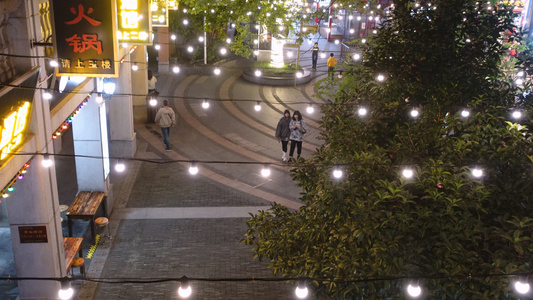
[95,217,111,243]
[71,257,85,277]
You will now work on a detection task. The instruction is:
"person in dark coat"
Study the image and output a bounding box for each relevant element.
[311,42,319,70]
[275,109,291,161]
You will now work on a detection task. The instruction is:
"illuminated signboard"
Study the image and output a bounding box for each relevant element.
[51,0,119,77]
[118,0,153,44]
[151,0,168,27]
[168,0,178,10]
[0,102,31,161]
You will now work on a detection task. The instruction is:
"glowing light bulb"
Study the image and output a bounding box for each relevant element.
[115,161,125,172]
[187,46,193,53]
[295,286,309,298]
[261,165,271,177]
[254,50,259,56]
[172,66,180,73]
[376,74,385,81]
[333,168,343,179]
[515,281,530,294]
[43,91,52,100]
[358,107,367,116]
[410,109,419,117]
[183,19,189,25]
[226,38,232,44]
[361,39,367,43]
[202,100,209,109]
[171,34,177,40]
[155,44,161,50]
[516,78,524,85]
[42,155,53,168]
[58,287,74,300]
[353,53,361,60]
[214,68,221,75]
[287,51,293,57]
[472,168,483,178]
[189,163,198,175]
[254,102,262,111]
[296,72,303,78]
[198,36,204,42]
[517,70,525,77]
[220,48,227,55]
[407,284,421,297]
[255,70,262,77]
[132,63,138,71]
[50,60,58,67]
[512,111,522,119]
[402,169,414,179]
[307,105,314,114]
[178,285,192,298]
[320,53,326,58]
[335,40,340,44]
[350,29,355,34]
[461,110,470,117]
[95,93,103,104]
[149,98,157,106]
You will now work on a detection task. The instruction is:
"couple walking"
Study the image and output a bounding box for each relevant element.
[275,110,307,162]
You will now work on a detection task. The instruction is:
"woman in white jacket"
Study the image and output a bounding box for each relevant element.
[288,110,307,162]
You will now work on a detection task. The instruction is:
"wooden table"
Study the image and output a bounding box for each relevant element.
[63,237,83,272]
[67,191,107,243]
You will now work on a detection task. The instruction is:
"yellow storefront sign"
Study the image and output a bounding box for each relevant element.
[118,0,153,44]
[0,102,30,160]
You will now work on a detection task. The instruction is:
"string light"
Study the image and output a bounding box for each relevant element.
[254,101,262,111]
[296,72,303,78]
[471,168,483,178]
[96,93,103,104]
[410,109,420,118]
[402,168,414,179]
[358,107,368,116]
[172,66,180,73]
[115,160,125,172]
[214,67,221,75]
[333,167,343,179]
[202,100,210,109]
[514,279,530,294]
[58,280,74,300]
[460,110,470,118]
[376,74,385,82]
[512,111,522,119]
[131,63,138,71]
[187,46,194,53]
[155,44,161,50]
[295,281,309,298]
[220,48,227,55]
[149,98,157,106]
[42,154,53,168]
[50,60,58,67]
[353,53,361,60]
[43,91,52,100]
[171,34,177,41]
[261,164,271,177]
[253,50,259,56]
[189,162,199,175]
[226,38,232,44]
[407,283,422,298]
[183,19,189,25]
[306,105,314,114]
[287,51,293,58]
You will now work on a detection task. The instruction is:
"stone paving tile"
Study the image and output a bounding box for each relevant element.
[126,159,273,209]
[93,218,294,300]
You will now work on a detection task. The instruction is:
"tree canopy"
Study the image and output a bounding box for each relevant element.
[244,0,533,298]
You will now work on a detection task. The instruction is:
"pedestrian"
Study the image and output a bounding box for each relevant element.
[288,110,307,162]
[311,42,319,70]
[154,99,176,151]
[327,53,338,80]
[275,109,291,161]
[148,70,158,95]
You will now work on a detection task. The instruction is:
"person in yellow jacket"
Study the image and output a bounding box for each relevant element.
[327,53,337,80]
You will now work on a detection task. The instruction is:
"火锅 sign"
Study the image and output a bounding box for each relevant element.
[51,0,119,77]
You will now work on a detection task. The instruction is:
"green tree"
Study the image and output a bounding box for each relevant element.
[244,0,533,298]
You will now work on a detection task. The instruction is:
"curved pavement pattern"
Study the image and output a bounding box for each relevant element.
[79,60,329,300]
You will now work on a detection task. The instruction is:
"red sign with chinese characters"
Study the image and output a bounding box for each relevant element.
[51,0,118,77]
[19,226,48,243]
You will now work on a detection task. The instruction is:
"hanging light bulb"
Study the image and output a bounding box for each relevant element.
[516,78,524,85]
[517,70,525,77]
[410,109,419,118]
[514,279,530,294]
[357,16,362,20]
[2,193,8,199]
[407,283,422,298]
[287,51,293,57]
[402,168,414,179]
[149,98,158,107]
[361,38,367,43]
[358,107,367,116]
[189,162,199,175]
[202,100,210,109]
[95,93,103,104]
[43,90,53,100]
[296,72,303,78]
[171,34,177,40]
[155,44,161,50]
[177,276,192,298]
[226,38,232,44]
[334,40,340,44]
[42,154,53,168]
[350,29,355,34]
[295,281,309,299]
[187,46,194,53]
[254,101,262,112]
[220,48,227,55]
[461,110,470,117]
[353,53,361,60]
[131,63,138,71]
[253,50,259,56]
[172,66,180,73]
[471,168,483,178]
[50,60,59,67]
[115,160,125,172]
[183,19,189,25]
[512,110,522,119]
[214,68,221,75]
[198,36,204,42]
[306,104,314,114]
[333,167,343,179]
[376,74,385,81]
[254,70,262,77]
[261,164,271,177]
[58,280,74,300]
[307,39,312,44]
[254,39,259,44]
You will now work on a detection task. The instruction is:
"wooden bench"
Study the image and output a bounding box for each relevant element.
[67,191,107,244]
[63,237,83,272]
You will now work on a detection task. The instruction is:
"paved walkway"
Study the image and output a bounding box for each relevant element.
[74,38,339,299]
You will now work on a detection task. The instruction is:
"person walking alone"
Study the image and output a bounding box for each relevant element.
[311,42,319,70]
[155,99,176,151]
[327,53,338,80]
[275,109,291,161]
[288,110,307,162]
